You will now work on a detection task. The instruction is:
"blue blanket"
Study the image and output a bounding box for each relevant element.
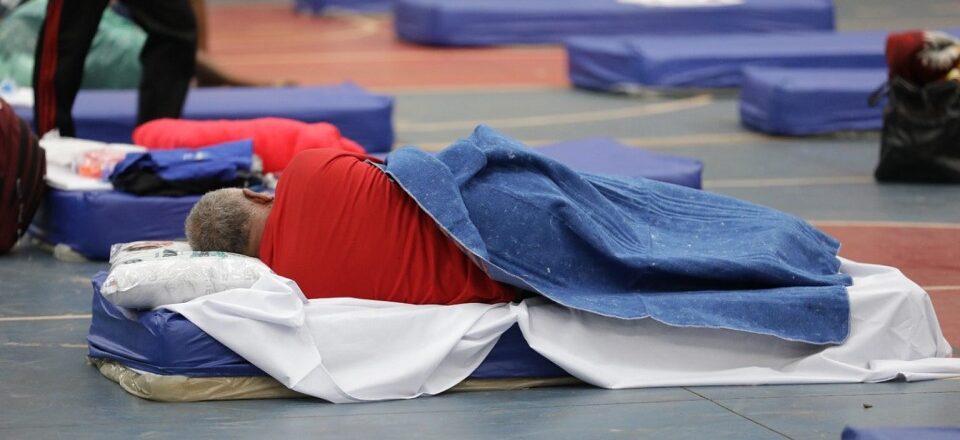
[384,126,851,344]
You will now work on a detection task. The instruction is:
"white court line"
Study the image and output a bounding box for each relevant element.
[925,286,960,292]
[395,94,713,132]
[0,314,92,322]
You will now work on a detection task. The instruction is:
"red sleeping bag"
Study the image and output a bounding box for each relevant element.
[132,118,367,173]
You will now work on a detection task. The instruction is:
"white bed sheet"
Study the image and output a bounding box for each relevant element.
[166,259,960,403]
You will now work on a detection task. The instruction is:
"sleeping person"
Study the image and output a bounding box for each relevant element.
[184,126,851,345]
[184,148,519,305]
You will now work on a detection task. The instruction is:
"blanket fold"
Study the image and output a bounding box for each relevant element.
[384,125,852,344]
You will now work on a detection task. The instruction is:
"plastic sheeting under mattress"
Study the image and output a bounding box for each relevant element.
[13,83,395,153]
[567,30,903,91]
[30,139,702,260]
[739,67,886,135]
[395,0,835,46]
[87,272,570,380]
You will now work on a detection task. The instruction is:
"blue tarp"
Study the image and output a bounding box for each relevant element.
[31,137,702,260]
[384,125,851,344]
[13,83,395,153]
[86,272,569,379]
[395,0,834,46]
[739,67,886,135]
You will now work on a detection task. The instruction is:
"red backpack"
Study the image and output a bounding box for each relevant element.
[0,97,46,254]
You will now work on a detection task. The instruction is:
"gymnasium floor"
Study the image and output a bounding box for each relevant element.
[1,0,959,438]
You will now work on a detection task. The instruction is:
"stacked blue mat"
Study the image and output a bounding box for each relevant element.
[13,83,395,153]
[294,0,392,14]
[567,30,893,91]
[31,139,702,260]
[395,0,834,46]
[739,67,886,135]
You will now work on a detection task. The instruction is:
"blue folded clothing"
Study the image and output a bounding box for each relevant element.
[384,125,851,345]
[110,139,256,196]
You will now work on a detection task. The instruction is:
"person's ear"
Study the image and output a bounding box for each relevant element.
[242,188,274,205]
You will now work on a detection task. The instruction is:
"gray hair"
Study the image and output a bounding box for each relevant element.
[184,189,251,254]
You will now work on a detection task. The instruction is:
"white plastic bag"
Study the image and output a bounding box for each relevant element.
[102,242,273,309]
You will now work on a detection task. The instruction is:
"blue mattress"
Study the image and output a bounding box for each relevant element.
[395,0,835,46]
[842,427,960,440]
[738,67,886,136]
[535,137,702,189]
[13,83,395,153]
[567,30,891,91]
[31,138,702,260]
[295,0,392,14]
[567,28,960,90]
[86,272,568,379]
[30,190,198,260]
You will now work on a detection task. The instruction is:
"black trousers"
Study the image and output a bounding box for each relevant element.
[33,0,197,137]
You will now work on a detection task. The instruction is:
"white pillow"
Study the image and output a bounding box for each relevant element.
[109,240,193,267]
[102,244,273,309]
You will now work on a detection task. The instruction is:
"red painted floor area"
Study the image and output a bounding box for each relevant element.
[819,224,960,349]
[206,5,567,90]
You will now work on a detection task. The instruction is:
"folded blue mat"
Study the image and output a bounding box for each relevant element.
[13,83,395,153]
[87,272,569,379]
[739,67,886,135]
[384,125,851,344]
[32,138,702,260]
[395,0,834,46]
[295,0,392,14]
[842,427,960,440]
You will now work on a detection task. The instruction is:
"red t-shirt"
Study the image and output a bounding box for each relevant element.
[259,149,516,305]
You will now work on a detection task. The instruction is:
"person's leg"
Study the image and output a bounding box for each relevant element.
[32,0,110,137]
[122,0,197,125]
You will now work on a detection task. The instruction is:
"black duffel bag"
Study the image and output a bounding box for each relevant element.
[874,77,960,183]
[0,97,46,254]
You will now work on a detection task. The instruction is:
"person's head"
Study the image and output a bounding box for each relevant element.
[184,188,274,257]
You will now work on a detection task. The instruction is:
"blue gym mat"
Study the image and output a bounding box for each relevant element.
[567,28,960,90]
[30,190,198,261]
[535,138,702,189]
[295,0,392,14]
[13,84,395,153]
[395,0,834,46]
[567,30,891,91]
[30,138,702,260]
[842,427,960,440]
[739,67,886,136]
[87,271,569,379]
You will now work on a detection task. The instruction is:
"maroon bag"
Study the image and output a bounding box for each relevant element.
[0,98,46,253]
